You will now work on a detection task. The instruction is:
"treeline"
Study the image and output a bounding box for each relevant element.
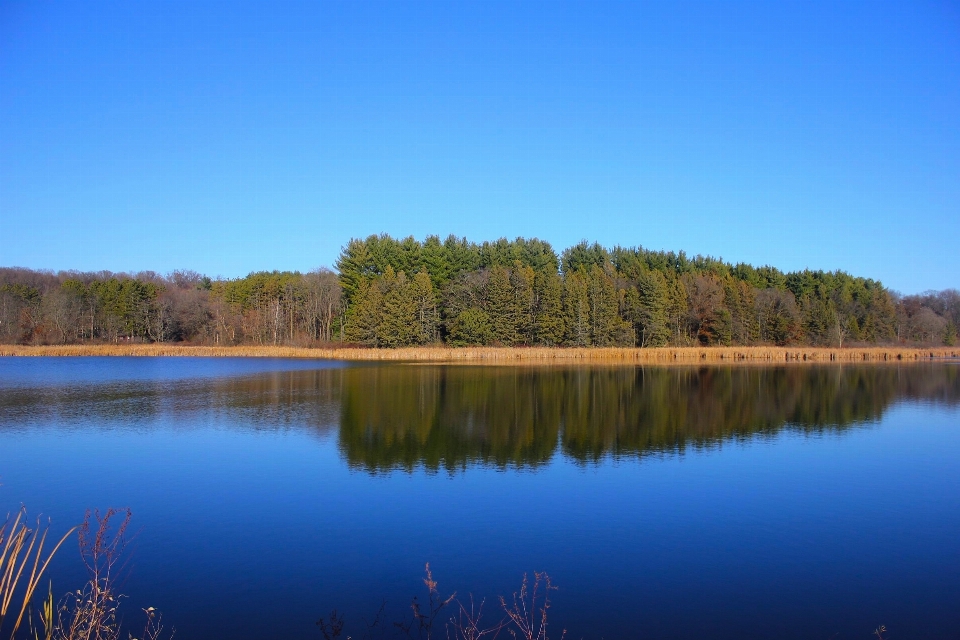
[0,267,341,345]
[1,234,958,346]
[335,234,958,348]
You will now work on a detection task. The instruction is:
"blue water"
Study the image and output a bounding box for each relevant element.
[0,358,958,639]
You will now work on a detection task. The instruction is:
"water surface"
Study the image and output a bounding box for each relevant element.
[1,358,958,639]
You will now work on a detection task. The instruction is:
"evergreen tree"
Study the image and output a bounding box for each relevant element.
[343,278,383,345]
[378,267,417,347]
[563,269,591,346]
[510,263,536,344]
[336,238,375,305]
[628,270,671,347]
[561,241,609,274]
[443,235,482,276]
[944,320,957,346]
[421,235,452,290]
[449,308,492,346]
[532,270,565,345]
[714,308,733,345]
[587,265,630,346]
[516,238,560,274]
[410,270,438,344]
[486,266,518,345]
[665,274,688,346]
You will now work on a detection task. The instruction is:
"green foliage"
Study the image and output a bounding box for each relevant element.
[562,270,591,346]
[343,279,382,345]
[1,234,949,349]
[336,365,960,471]
[0,283,41,305]
[449,308,492,346]
[486,266,519,345]
[378,267,418,347]
[561,241,609,274]
[410,270,438,344]
[88,278,163,341]
[531,270,565,346]
[630,270,670,347]
[586,265,633,346]
[510,263,536,344]
[944,320,957,346]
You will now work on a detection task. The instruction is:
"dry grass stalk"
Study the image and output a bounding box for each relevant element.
[498,573,563,640]
[2,344,959,365]
[449,595,506,640]
[54,508,131,640]
[319,567,566,640]
[130,607,170,640]
[0,509,76,640]
[394,563,456,640]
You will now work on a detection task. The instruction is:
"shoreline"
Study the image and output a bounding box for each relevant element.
[1,344,958,363]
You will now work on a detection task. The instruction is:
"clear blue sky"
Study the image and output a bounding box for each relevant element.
[1,0,958,293]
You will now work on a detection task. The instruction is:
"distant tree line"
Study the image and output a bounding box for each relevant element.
[1,234,957,347]
[334,234,958,348]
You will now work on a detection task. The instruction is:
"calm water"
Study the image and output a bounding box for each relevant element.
[1,357,959,639]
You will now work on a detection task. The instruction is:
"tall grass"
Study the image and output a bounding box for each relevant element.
[2,344,959,364]
[0,506,170,640]
[0,509,75,640]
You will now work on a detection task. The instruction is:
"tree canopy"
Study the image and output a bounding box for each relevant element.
[1,234,956,347]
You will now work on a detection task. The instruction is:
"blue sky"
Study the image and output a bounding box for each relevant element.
[1,0,958,293]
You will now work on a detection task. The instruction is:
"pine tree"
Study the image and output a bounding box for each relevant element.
[410,270,438,344]
[421,235,452,290]
[665,274,688,346]
[587,265,622,346]
[378,267,417,347]
[510,262,535,344]
[635,270,671,347]
[944,320,957,346]
[563,269,590,346]
[449,308,492,345]
[486,266,518,345]
[336,238,374,305]
[532,270,565,345]
[343,278,382,345]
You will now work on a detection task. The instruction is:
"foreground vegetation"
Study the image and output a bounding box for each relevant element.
[0,507,170,640]
[3,505,897,639]
[318,565,563,640]
[2,235,957,348]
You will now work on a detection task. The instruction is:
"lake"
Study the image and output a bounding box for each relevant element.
[1,357,958,639]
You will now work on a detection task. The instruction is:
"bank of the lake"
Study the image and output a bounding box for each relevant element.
[1,343,958,363]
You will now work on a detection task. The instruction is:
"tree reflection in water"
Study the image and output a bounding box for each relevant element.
[4,362,957,474]
[339,364,960,472]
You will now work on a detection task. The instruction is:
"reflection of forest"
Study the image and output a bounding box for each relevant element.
[0,368,342,432]
[338,364,960,472]
[3,364,959,472]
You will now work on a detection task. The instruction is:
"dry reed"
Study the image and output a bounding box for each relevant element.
[1,344,958,364]
[0,509,76,640]
[55,509,132,640]
[319,565,562,640]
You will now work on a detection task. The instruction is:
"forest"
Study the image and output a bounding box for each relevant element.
[1,234,957,347]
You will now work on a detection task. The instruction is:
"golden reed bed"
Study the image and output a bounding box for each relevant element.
[1,344,958,364]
